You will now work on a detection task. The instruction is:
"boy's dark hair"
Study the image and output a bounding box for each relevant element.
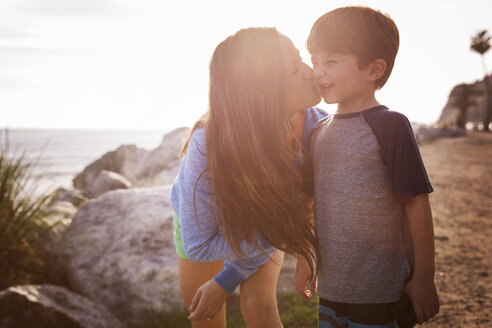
[307,6,399,89]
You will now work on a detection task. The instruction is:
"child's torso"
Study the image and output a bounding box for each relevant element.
[312,113,413,304]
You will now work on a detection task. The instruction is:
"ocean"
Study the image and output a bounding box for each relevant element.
[0,128,169,194]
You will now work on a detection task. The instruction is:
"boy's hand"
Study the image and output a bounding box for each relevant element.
[187,278,228,321]
[404,194,439,324]
[295,256,316,299]
[403,275,439,324]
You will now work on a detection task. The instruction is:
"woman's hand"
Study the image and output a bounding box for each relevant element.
[187,278,229,321]
[294,256,316,299]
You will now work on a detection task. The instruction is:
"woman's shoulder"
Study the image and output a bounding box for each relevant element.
[303,107,329,130]
[304,106,329,120]
[187,127,207,156]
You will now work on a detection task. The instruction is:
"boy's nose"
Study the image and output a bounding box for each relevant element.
[312,67,325,79]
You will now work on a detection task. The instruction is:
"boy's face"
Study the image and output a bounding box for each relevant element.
[311,51,374,106]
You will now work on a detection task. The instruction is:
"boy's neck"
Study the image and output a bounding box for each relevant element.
[337,93,380,114]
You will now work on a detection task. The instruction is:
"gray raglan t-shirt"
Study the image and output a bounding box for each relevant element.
[302,105,433,304]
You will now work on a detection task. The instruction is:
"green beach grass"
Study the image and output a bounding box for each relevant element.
[0,138,60,290]
[138,291,318,328]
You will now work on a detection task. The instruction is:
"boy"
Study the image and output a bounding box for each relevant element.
[296,6,440,328]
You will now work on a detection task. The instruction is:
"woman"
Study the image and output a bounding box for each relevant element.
[170,27,326,327]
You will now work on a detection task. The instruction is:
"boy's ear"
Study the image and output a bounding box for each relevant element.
[367,59,387,82]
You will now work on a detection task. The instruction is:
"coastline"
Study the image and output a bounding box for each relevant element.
[0,128,168,193]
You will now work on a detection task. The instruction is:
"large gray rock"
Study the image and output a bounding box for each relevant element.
[0,285,126,328]
[135,127,189,183]
[86,170,132,198]
[73,144,148,191]
[52,186,181,325]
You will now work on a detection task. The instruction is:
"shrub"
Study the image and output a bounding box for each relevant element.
[0,131,59,289]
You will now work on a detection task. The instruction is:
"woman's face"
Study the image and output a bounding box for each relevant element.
[279,35,321,116]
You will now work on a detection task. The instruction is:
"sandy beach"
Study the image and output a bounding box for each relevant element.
[418,131,492,327]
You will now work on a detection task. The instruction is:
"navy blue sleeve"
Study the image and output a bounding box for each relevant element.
[363,109,433,203]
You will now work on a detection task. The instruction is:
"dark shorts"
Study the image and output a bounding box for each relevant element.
[319,298,398,328]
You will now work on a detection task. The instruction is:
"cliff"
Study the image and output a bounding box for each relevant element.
[438,75,492,128]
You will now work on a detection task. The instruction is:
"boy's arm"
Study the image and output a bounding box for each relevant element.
[403,194,440,324]
[363,110,438,322]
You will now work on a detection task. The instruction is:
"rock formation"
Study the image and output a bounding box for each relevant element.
[136,127,189,182]
[438,75,492,128]
[86,170,132,198]
[72,144,148,193]
[1,128,192,325]
[51,186,182,325]
[0,285,126,328]
[72,127,189,196]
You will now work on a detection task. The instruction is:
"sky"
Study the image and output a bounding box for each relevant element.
[1,0,492,131]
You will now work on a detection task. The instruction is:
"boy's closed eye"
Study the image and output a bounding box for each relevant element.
[311,56,338,67]
[323,59,338,65]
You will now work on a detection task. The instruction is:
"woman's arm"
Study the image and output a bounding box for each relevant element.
[173,128,271,262]
[171,128,274,291]
[187,256,272,321]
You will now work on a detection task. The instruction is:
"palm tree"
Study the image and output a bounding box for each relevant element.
[470,30,491,131]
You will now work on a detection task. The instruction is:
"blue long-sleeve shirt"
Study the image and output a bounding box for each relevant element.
[170,107,328,293]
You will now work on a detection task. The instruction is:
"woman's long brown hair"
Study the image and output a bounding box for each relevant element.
[182,27,318,277]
